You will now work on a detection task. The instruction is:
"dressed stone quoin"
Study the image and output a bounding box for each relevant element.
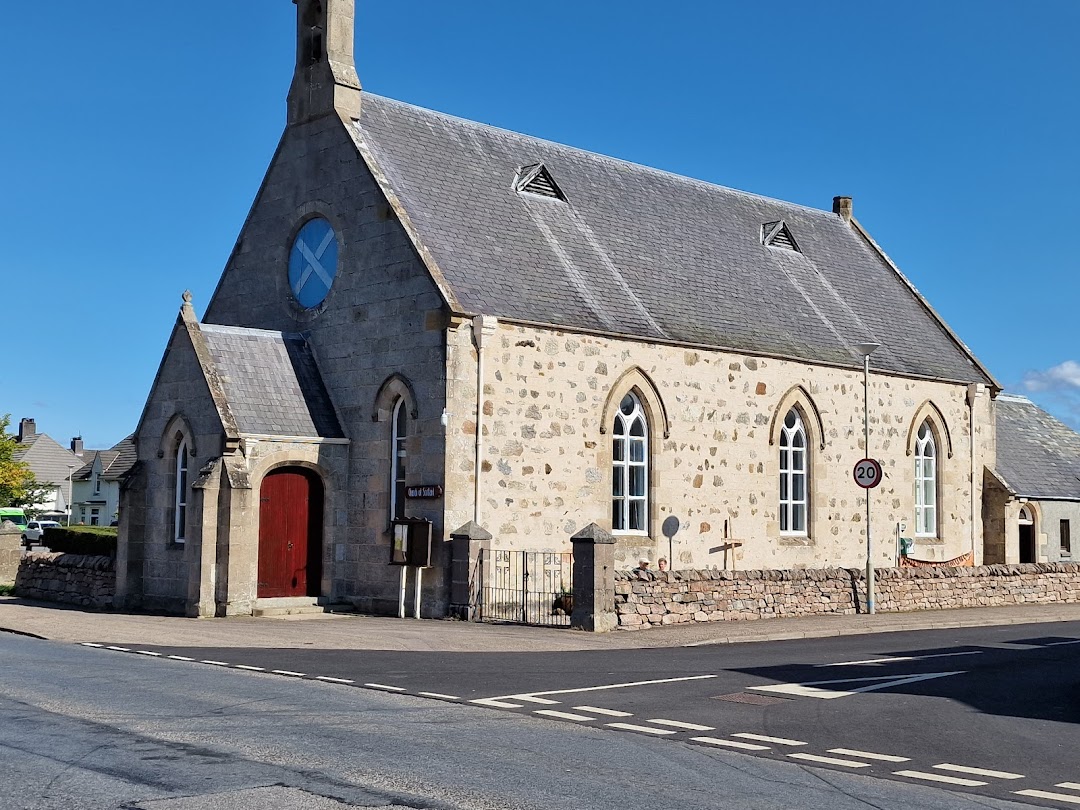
[117,0,1077,618]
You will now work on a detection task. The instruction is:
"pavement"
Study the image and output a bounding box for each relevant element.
[4,595,1080,652]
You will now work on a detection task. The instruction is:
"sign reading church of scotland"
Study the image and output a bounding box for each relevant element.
[406,485,443,499]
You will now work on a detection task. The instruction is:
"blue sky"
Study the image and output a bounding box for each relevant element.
[2,1,1078,449]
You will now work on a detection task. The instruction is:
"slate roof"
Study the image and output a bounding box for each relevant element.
[14,433,84,486]
[354,94,994,386]
[995,394,1080,500]
[73,434,137,481]
[198,324,344,438]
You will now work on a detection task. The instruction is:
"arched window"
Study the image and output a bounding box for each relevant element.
[390,399,407,520]
[779,409,808,535]
[914,420,937,537]
[174,438,189,544]
[612,392,648,533]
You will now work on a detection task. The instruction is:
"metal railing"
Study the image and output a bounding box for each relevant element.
[478,549,573,627]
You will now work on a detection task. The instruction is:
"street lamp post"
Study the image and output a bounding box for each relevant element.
[855,341,880,614]
[66,464,77,527]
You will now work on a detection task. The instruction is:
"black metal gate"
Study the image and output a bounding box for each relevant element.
[478,549,573,627]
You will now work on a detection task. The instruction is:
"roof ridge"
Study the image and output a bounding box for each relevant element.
[362,93,838,220]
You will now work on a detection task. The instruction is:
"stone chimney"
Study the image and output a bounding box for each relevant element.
[71,436,84,455]
[17,418,36,443]
[287,0,362,125]
[833,196,853,225]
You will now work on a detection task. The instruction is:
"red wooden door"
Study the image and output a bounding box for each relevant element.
[258,469,321,598]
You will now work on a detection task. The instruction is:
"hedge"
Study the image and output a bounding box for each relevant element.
[41,526,118,556]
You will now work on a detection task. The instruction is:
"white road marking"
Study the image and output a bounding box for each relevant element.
[1058,783,1080,790]
[233,664,265,672]
[272,670,306,677]
[535,709,594,721]
[317,676,355,684]
[606,722,677,735]
[135,650,162,656]
[1015,790,1080,805]
[894,770,987,787]
[363,682,404,691]
[80,642,104,647]
[486,674,717,704]
[732,733,806,746]
[1045,640,1080,647]
[820,651,983,667]
[106,646,130,652]
[749,671,964,700]
[789,753,872,768]
[690,736,769,751]
[509,695,561,705]
[470,698,525,709]
[645,719,715,731]
[574,706,632,717]
[167,655,194,661]
[418,691,458,700]
[934,763,1024,779]
[828,748,909,762]
[202,660,231,666]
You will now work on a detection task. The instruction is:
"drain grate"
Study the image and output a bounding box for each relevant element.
[711,692,791,705]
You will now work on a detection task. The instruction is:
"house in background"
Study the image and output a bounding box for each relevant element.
[119,0,1000,617]
[71,435,137,526]
[984,394,1080,564]
[12,418,85,520]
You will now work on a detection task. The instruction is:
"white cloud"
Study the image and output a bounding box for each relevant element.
[1022,360,1080,429]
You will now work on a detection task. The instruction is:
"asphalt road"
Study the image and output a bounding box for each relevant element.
[114,620,1080,808]
[0,631,1044,810]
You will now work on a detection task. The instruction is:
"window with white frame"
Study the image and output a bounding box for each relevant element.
[779,408,808,534]
[174,438,189,544]
[93,474,101,495]
[390,399,408,521]
[612,392,648,532]
[914,420,937,537]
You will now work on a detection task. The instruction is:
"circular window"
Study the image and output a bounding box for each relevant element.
[288,217,338,309]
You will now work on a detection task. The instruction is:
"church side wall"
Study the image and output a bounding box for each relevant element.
[202,115,448,615]
[444,321,993,572]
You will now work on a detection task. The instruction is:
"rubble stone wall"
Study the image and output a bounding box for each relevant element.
[615,563,1080,629]
[14,553,115,609]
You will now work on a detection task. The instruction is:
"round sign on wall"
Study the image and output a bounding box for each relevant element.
[853,458,883,489]
[288,217,338,309]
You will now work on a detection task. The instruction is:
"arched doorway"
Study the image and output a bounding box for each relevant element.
[258,468,323,598]
[1018,505,1036,564]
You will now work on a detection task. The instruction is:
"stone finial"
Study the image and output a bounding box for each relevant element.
[449,521,493,541]
[571,523,616,544]
[832,196,853,224]
[180,290,196,321]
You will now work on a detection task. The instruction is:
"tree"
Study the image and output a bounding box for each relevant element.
[0,414,52,511]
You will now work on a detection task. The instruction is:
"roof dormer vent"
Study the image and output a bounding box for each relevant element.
[762,221,800,252]
[514,163,565,201]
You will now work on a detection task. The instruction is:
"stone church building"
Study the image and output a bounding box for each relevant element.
[118,0,1005,617]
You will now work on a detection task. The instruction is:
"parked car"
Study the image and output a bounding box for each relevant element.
[22,520,61,545]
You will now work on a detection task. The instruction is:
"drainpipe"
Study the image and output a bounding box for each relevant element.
[472,315,498,525]
[966,384,982,563]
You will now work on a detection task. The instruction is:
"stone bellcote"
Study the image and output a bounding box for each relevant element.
[287,0,361,125]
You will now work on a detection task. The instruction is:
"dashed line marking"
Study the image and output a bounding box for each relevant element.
[789,753,872,768]
[167,655,194,661]
[510,695,561,705]
[363,682,404,691]
[732,733,806,746]
[1015,790,1080,805]
[1057,783,1080,791]
[574,706,632,717]
[470,698,525,708]
[828,748,909,763]
[233,664,265,672]
[690,736,769,751]
[934,763,1024,780]
[418,691,459,700]
[820,651,982,667]
[535,709,594,721]
[606,722,677,735]
[135,650,162,657]
[80,642,104,647]
[316,676,355,684]
[106,646,131,652]
[894,770,987,787]
[272,669,306,677]
[645,719,715,731]
[202,660,231,666]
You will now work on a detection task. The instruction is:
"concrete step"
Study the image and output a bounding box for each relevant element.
[251,604,330,617]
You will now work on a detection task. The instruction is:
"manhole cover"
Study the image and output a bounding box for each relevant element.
[711,692,791,705]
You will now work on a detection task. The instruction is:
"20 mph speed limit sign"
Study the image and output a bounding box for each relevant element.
[853,458,883,489]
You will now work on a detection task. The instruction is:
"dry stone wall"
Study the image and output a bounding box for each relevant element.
[615,563,1080,629]
[15,553,115,609]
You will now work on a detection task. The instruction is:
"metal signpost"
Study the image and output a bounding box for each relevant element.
[853,457,883,613]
